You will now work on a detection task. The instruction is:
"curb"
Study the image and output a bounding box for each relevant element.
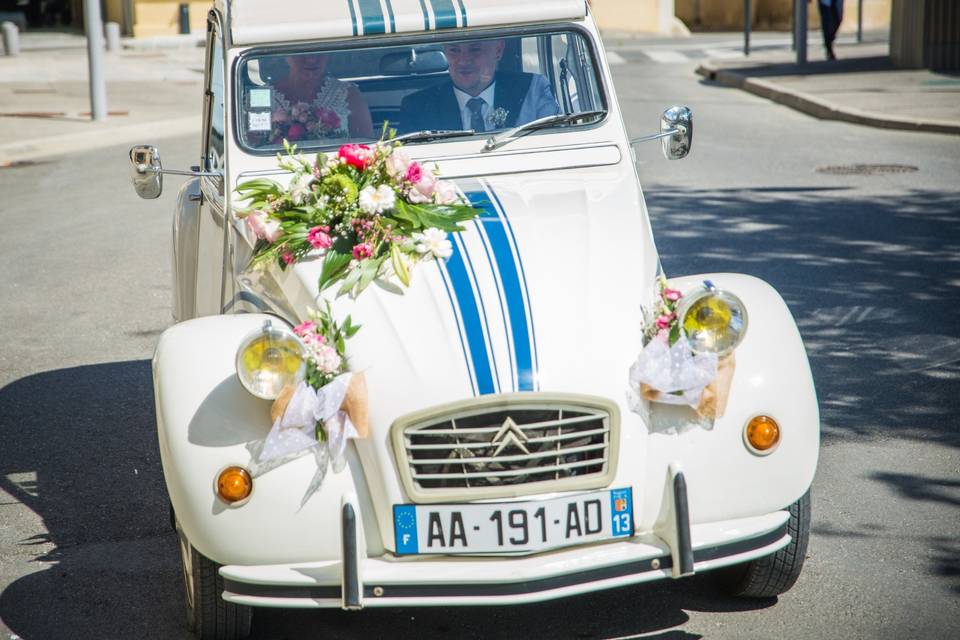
[696,62,960,136]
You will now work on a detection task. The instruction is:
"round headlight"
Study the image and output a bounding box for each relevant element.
[235,319,306,399]
[679,285,748,357]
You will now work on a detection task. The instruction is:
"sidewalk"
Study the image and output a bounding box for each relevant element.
[0,32,204,165]
[696,40,960,135]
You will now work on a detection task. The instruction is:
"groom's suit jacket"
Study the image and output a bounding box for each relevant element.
[399,71,539,134]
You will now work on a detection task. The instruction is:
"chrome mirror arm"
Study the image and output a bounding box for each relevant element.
[629,127,681,146]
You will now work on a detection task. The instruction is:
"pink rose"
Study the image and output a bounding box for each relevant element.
[316,108,340,130]
[352,242,373,260]
[405,161,423,184]
[385,147,411,177]
[286,123,305,141]
[282,251,296,265]
[293,320,317,338]
[433,180,459,205]
[655,313,676,330]
[663,288,683,302]
[245,211,282,243]
[338,144,372,171]
[406,171,437,203]
[307,225,333,250]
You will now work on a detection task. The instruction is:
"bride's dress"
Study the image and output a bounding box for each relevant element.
[271,75,353,139]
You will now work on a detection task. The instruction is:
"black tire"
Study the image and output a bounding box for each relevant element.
[177,523,253,640]
[712,490,811,598]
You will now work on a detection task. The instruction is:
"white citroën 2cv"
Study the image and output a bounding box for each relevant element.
[129,1,818,638]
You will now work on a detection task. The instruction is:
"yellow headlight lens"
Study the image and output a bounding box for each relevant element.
[235,320,306,399]
[680,287,748,356]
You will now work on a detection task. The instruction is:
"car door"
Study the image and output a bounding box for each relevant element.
[194,15,227,317]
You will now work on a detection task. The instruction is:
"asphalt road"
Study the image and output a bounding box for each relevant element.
[1,38,959,640]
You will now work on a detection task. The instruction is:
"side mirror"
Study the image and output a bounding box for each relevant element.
[660,106,692,160]
[130,144,163,199]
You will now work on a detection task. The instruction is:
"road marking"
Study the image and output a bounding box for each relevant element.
[605,51,627,65]
[643,50,689,64]
[704,48,745,60]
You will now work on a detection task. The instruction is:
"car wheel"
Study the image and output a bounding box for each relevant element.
[712,490,811,598]
[176,521,253,640]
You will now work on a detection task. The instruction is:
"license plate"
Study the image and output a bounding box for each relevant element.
[393,488,634,555]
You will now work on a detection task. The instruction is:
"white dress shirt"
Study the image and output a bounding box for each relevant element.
[453,82,496,131]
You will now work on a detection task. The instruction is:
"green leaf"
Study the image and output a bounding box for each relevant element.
[337,264,364,297]
[318,250,352,291]
[390,244,411,287]
[391,200,422,229]
[356,256,384,296]
[668,324,680,346]
[235,178,281,195]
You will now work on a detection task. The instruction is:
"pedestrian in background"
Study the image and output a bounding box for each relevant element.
[812,0,844,60]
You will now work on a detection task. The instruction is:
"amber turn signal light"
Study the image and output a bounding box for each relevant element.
[745,415,781,455]
[216,466,252,503]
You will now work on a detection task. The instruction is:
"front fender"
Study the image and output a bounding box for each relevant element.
[153,313,382,565]
[638,273,819,530]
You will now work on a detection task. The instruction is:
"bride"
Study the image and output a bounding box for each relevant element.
[267,53,374,143]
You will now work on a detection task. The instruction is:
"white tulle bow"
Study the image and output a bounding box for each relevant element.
[252,374,359,507]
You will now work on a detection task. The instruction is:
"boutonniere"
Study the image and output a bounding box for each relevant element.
[487,107,509,129]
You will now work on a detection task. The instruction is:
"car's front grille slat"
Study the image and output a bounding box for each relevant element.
[394,397,619,500]
[412,457,608,480]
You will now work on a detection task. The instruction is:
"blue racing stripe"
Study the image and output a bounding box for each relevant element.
[459,229,502,393]
[445,235,496,395]
[466,190,536,392]
[436,260,476,396]
[346,0,359,36]
[417,0,430,29]
[454,0,467,27]
[384,0,396,32]
[488,186,540,383]
[431,0,459,29]
[356,0,387,34]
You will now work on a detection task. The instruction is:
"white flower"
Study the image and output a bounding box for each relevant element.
[413,227,453,260]
[385,147,411,178]
[289,173,314,205]
[433,180,460,205]
[358,184,396,215]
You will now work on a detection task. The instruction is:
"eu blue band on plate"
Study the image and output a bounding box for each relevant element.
[394,504,420,554]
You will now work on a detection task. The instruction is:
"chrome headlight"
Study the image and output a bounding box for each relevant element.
[235,319,306,399]
[678,283,748,357]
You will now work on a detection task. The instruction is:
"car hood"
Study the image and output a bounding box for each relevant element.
[260,162,660,423]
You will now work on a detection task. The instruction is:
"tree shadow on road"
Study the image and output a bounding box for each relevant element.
[645,185,960,450]
[0,361,188,639]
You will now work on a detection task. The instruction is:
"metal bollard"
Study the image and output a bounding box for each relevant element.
[105,21,121,51]
[178,3,190,35]
[1,21,19,57]
[83,0,108,121]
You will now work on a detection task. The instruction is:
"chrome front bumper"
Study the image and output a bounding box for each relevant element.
[220,470,792,609]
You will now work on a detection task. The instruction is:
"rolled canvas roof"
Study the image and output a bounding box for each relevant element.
[229,0,588,46]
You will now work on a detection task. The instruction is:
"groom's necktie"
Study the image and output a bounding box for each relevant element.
[466,97,486,132]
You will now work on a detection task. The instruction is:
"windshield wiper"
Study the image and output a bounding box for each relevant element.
[392,129,476,145]
[482,110,607,152]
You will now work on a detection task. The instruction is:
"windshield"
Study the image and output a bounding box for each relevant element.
[236,28,605,152]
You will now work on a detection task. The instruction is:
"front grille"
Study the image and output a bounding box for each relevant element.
[392,394,620,502]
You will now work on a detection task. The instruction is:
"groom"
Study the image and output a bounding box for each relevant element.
[399,39,560,134]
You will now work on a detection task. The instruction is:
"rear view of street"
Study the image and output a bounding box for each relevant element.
[1,27,959,640]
